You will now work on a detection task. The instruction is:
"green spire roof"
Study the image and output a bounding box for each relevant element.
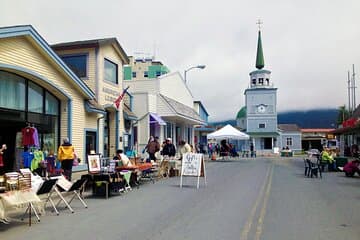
[255,31,265,69]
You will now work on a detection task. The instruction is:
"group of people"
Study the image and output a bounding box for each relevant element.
[143,136,198,161]
[207,141,238,158]
[318,146,360,177]
[320,148,337,171]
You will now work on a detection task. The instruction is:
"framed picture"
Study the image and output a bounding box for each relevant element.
[88,154,101,173]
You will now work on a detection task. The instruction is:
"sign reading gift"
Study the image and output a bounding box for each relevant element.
[182,153,202,176]
[180,153,207,189]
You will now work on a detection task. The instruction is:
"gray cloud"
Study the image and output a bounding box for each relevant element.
[2,0,360,121]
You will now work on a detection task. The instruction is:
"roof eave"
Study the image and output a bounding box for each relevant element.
[0,25,95,99]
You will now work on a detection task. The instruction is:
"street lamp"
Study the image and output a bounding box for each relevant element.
[184,65,206,83]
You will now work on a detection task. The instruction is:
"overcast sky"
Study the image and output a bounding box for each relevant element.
[2,0,360,121]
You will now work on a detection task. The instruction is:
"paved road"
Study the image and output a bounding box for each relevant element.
[1,157,359,240]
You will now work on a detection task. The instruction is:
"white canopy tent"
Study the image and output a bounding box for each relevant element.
[207,124,250,140]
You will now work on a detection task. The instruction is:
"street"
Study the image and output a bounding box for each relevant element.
[1,157,360,240]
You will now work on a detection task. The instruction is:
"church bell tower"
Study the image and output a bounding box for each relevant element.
[244,21,278,152]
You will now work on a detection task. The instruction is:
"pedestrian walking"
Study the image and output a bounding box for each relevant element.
[57,137,75,181]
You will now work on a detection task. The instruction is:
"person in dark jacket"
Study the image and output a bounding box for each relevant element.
[162,138,176,157]
[146,136,160,162]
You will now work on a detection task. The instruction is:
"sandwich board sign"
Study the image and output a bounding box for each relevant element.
[180,153,207,189]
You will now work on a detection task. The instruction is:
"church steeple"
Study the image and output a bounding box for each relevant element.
[255,30,265,69]
[248,20,272,89]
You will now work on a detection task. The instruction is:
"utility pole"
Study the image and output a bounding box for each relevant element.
[348,71,351,113]
[348,71,351,114]
[352,64,356,111]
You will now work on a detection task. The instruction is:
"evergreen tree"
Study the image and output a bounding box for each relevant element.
[337,105,350,125]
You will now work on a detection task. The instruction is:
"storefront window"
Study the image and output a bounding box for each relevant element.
[0,71,25,110]
[0,71,60,171]
[28,81,43,113]
[46,92,59,115]
[104,58,118,84]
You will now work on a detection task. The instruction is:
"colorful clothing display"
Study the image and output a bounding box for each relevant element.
[33,128,39,148]
[22,127,35,146]
[21,126,39,147]
[31,150,44,171]
[22,151,34,168]
[46,155,56,174]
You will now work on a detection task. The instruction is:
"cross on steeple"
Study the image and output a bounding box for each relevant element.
[256,19,263,31]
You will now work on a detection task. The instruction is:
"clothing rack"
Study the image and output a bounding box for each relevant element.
[25,122,36,128]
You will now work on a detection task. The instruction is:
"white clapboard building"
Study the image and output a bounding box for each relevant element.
[126,70,206,151]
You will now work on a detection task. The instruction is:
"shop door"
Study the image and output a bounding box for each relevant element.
[86,131,97,163]
[0,120,23,172]
[264,137,272,149]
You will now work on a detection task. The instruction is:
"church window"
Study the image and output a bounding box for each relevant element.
[252,79,256,85]
[258,78,264,85]
[259,123,265,128]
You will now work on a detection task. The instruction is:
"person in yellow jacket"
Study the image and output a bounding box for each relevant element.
[321,148,336,171]
[57,137,75,180]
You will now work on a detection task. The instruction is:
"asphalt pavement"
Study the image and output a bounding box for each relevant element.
[1,157,359,240]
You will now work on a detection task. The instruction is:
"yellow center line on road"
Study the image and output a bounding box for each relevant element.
[240,163,272,240]
[254,164,274,240]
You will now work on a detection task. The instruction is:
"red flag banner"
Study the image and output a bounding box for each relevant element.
[114,86,130,109]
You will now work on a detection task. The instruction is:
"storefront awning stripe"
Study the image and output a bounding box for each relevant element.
[149,113,166,125]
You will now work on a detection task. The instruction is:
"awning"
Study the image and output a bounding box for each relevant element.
[149,113,166,125]
[123,105,138,120]
[85,100,106,115]
[159,94,205,125]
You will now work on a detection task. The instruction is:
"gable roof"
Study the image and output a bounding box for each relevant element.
[194,100,209,116]
[52,38,129,64]
[278,124,301,132]
[0,25,94,99]
[160,94,204,124]
[301,128,335,133]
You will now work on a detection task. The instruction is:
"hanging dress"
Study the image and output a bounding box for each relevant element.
[22,127,35,146]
